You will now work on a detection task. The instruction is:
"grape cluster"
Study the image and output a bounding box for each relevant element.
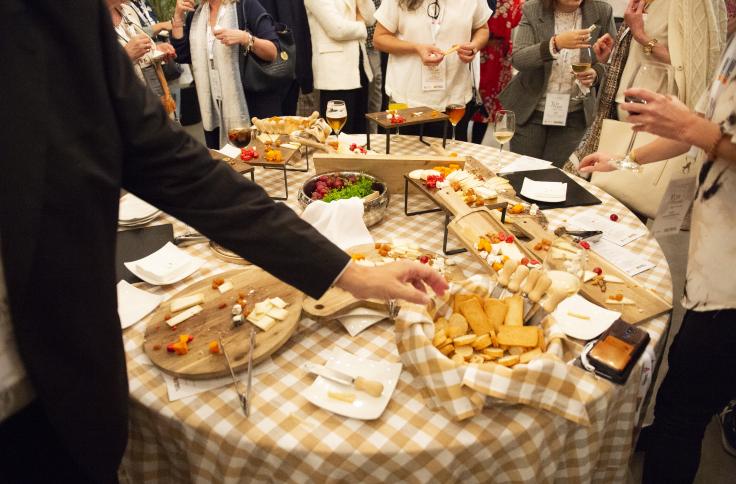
[310,174,358,200]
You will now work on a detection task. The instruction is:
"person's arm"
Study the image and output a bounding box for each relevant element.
[625,0,670,64]
[372,22,445,66]
[170,0,194,63]
[588,6,616,87]
[304,0,368,41]
[357,0,376,26]
[457,23,490,63]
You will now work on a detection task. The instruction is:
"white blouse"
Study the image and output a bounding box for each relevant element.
[375,0,492,111]
[537,9,582,112]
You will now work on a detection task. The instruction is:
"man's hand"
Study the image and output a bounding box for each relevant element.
[335,261,449,306]
[416,44,445,66]
[579,151,616,173]
[457,42,477,64]
[125,34,151,61]
[593,33,614,63]
[621,88,696,140]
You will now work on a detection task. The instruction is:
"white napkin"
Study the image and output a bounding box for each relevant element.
[552,294,620,340]
[217,144,242,158]
[124,242,204,285]
[301,198,374,250]
[498,156,553,174]
[119,193,158,221]
[337,307,390,337]
[117,280,163,329]
[520,177,567,202]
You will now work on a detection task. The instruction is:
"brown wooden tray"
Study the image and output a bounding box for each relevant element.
[209,149,254,176]
[366,106,448,129]
[143,268,304,379]
[245,135,300,167]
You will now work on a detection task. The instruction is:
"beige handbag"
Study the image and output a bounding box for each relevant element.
[590,119,691,219]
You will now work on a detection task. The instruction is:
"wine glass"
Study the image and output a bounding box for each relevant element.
[226,114,252,149]
[445,104,466,145]
[570,47,593,102]
[326,100,348,142]
[611,62,675,172]
[493,109,515,152]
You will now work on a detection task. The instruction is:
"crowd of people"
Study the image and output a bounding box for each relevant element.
[1,0,736,483]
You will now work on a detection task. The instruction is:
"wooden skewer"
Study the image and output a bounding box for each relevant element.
[444,45,460,56]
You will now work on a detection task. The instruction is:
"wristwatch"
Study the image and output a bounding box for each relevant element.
[643,38,658,56]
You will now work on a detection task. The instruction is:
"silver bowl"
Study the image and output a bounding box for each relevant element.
[298,171,390,227]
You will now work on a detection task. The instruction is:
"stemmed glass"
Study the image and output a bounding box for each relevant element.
[493,109,515,152]
[445,104,466,145]
[326,100,348,142]
[226,114,253,149]
[612,62,675,172]
[571,47,593,102]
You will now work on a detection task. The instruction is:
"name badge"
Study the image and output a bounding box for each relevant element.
[141,65,165,97]
[542,93,570,126]
[651,165,697,238]
[422,62,446,92]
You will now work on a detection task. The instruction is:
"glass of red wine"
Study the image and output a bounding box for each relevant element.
[612,62,675,172]
[227,114,252,149]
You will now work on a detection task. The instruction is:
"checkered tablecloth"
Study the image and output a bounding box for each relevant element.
[120,136,673,483]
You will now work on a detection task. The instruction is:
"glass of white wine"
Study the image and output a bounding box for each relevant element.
[326,100,348,141]
[493,109,515,151]
[612,62,675,172]
[571,46,593,102]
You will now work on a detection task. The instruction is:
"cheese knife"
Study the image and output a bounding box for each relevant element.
[303,362,384,398]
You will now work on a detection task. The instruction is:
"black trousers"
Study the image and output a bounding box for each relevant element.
[0,400,110,483]
[642,309,736,484]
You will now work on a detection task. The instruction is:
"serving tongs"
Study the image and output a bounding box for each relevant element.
[173,232,208,247]
[219,329,256,417]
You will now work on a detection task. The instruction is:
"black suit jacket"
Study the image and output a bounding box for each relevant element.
[0,1,348,481]
[259,0,314,93]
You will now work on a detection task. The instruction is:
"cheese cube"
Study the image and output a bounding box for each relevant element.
[218,281,233,294]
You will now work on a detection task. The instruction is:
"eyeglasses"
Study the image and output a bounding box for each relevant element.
[427,0,440,20]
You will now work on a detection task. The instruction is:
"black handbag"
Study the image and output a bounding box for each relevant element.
[240,8,296,94]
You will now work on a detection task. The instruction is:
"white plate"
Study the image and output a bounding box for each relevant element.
[124,242,204,286]
[303,348,402,420]
[119,193,160,222]
[551,294,621,340]
[337,307,389,337]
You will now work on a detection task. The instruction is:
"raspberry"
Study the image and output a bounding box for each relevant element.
[610,213,619,222]
[593,267,603,275]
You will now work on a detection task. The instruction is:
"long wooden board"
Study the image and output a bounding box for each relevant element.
[143,268,304,379]
[365,106,449,129]
[313,154,463,194]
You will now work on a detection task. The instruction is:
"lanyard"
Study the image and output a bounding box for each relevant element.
[427,0,442,45]
[129,1,156,27]
[208,5,228,61]
[553,9,579,92]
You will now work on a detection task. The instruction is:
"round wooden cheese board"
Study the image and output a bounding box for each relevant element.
[143,267,304,379]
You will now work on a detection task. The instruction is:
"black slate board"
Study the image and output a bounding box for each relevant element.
[116,224,174,283]
[501,168,602,209]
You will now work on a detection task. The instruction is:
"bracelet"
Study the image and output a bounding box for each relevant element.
[629,148,639,164]
[705,123,725,160]
[243,32,255,55]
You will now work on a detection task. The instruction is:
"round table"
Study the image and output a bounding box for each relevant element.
[120,136,673,483]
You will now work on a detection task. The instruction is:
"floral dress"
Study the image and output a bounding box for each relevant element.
[472,0,523,123]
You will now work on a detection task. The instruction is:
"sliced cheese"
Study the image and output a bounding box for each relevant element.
[170,293,204,313]
[269,297,288,309]
[217,281,234,294]
[583,271,597,283]
[167,305,203,327]
[327,391,356,403]
[267,307,289,321]
[247,313,276,331]
[605,297,636,305]
[253,300,273,315]
[603,274,624,284]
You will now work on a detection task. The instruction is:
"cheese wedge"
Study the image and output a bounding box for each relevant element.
[167,305,203,327]
[583,271,597,283]
[217,281,233,294]
[170,293,204,313]
[603,274,624,284]
[247,313,276,331]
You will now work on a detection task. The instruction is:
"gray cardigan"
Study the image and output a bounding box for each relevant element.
[498,0,616,126]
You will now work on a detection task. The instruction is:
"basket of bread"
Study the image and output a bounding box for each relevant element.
[395,274,602,424]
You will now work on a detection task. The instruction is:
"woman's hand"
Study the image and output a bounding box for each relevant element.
[214,28,249,47]
[335,261,449,306]
[579,151,616,173]
[125,34,152,61]
[416,44,445,66]
[593,33,614,63]
[156,42,177,60]
[624,0,647,43]
[555,29,592,50]
[457,42,478,63]
[574,67,597,87]
[174,0,196,22]
[621,88,698,140]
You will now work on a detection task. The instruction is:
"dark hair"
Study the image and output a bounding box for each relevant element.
[399,0,424,10]
[542,0,585,11]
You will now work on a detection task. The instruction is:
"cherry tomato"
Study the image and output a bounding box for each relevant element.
[610,213,619,222]
[593,267,603,275]
[520,257,530,266]
[579,240,590,250]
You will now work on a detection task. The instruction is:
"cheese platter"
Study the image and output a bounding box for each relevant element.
[143,268,304,379]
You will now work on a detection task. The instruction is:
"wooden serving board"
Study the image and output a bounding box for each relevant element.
[509,215,673,325]
[366,106,449,129]
[209,149,255,176]
[313,153,463,194]
[302,243,464,320]
[143,268,304,379]
[246,135,299,167]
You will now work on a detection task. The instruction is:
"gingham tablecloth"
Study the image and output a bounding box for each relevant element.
[120,136,673,483]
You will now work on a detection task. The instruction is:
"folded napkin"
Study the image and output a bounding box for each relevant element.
[217,144,242,158]
[119,193,158,221]
[498,156,553,174]
[117,280,163,329]
[301,198,374,250]
[520,177,568,203]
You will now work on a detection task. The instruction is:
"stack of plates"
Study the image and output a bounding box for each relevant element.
[119,193,161,228]
[124,242,204,286]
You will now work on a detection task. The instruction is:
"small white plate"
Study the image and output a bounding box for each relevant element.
[303,348,402,420]
[551,294,621,340]
[119,193,160,222]
[124,242,204,286]
[337,307,389,337]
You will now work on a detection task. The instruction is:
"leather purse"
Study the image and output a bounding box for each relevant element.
[240,9,296,94]
[590,119,692,219]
